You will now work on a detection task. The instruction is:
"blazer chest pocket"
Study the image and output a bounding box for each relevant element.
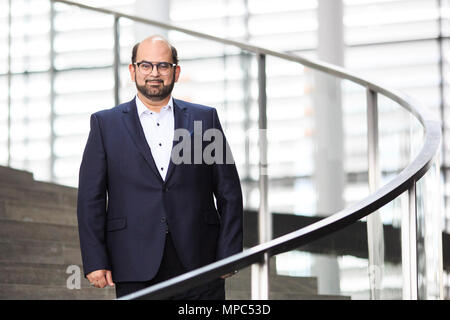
[203,210,220,225]
[107,217,127,232]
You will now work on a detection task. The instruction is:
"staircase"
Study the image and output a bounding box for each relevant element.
[0,165,349,300]
[0,166,115,299]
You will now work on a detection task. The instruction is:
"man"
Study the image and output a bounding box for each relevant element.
[77,35,243,299]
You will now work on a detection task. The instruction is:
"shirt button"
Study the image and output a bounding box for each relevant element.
[160,167,164,171]
[159,143,162,146]
[157,123,160,126]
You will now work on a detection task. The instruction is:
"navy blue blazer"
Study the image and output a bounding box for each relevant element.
[77,97,243,282]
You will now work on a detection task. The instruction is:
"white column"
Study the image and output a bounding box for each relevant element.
[312,0,344,296]
[134,0,170,39]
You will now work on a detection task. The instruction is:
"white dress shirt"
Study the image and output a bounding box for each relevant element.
[135,94,174,181]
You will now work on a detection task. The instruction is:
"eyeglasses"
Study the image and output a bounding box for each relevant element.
[133,61,177,75]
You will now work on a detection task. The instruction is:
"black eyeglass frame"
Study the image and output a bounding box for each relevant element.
[133,61,177,75]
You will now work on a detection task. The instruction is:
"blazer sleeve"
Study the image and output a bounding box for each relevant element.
[77,113,110,277]
[211,108,244,261]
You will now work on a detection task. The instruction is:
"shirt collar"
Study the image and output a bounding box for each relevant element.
[135,94,173,116]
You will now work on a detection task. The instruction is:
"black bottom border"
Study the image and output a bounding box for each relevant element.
[1,299,448,318]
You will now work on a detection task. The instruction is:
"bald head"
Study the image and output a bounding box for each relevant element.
[131,35,178,65]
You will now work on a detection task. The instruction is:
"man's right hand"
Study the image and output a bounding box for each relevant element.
[86,269,115,288]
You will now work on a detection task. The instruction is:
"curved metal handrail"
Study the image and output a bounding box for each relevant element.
[51,0,442,300]
[120,110,440,300]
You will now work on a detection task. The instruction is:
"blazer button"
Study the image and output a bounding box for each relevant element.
[163,187,169,192]
[161,217,166,222]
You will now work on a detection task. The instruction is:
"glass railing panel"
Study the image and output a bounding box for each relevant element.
[377,94,422,184]
[416,159,444,299]
[264,54,315,215]
[269,194,407,300]
[342,78,370,208]
[375,190,406,299]
[271,226,367,299]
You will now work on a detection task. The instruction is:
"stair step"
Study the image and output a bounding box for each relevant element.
[0,261,91,288]
[0,238,82,265]
[0,199,78,226]
[0,184,77,207]
[0,166,34,185]
[0,179,77,198]
[32,180,77,196]
[270,274,318,293]
[0,283,115,300]
[225,266,318,296]
[0,220,79,244]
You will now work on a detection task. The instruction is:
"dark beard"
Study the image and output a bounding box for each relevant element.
[135,73,175,102]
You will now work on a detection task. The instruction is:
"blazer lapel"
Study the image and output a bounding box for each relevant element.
[121,98,163,183]
[165,99,192,184]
